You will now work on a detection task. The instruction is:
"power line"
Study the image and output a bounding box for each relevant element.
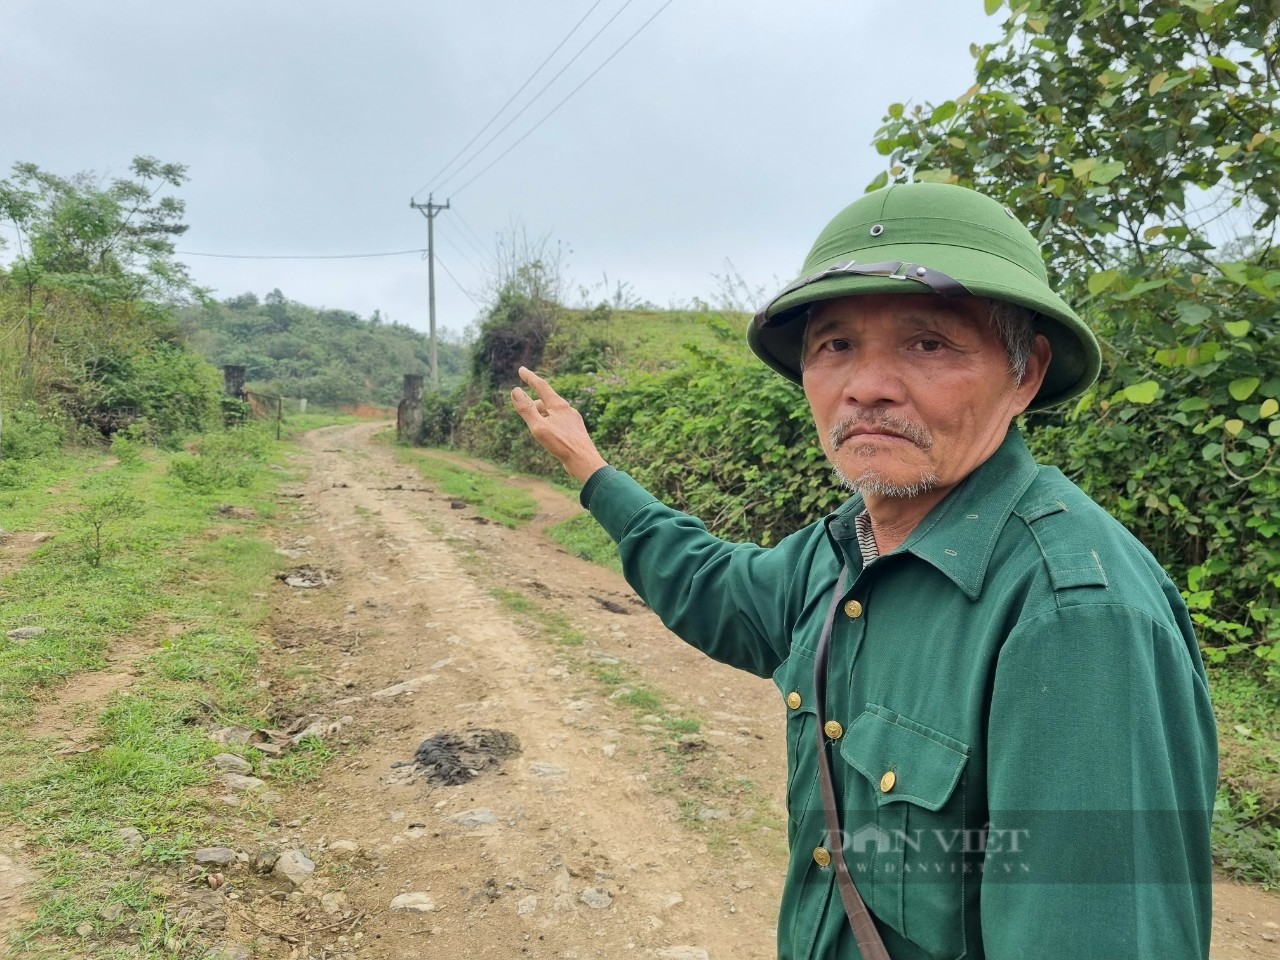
[177,248,425,260]
[438,216,488,263]
[451,0,676,198]
[436,227,482,274]
[450,208,492,259]
[411,0,611,199]
[432,0,641,196]
[434,253,480,308]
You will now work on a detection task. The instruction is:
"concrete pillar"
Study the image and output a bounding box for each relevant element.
[397,374,425,443]
[223,365,246,398]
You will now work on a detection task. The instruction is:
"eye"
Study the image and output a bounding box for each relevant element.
[824,338,851,353]
[915,338,944,353]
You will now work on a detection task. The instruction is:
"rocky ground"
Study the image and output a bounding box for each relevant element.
[4,421,1279,959]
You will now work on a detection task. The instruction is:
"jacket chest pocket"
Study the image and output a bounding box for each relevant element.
[839,704,971,960]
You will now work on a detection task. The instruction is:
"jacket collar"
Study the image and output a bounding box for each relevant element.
[824,427,1039,600]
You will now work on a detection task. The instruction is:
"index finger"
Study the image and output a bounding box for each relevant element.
[517,366,567,406]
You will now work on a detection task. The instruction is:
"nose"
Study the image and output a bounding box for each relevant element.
[837,342,907,409]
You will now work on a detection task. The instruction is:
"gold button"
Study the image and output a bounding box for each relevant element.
[786,691,802,710]
[880,770,897,793]
[813,846,831,867]
[843,599,863,619]
[824,720,844,740]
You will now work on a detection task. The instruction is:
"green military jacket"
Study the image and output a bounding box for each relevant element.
[582,428,1217,960]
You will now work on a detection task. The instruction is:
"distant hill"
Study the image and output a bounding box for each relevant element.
[177,289,469,407]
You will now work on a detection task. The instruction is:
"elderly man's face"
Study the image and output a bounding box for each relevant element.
[801,293,1048,506]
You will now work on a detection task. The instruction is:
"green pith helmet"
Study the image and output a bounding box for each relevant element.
[748,182,1101,411]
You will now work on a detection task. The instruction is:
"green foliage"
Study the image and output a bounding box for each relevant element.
[1213,787,1280,889]
[470,285,559,389]
[543,303,620,373]
[1205,661,1280,887]
[64,483,145,566]
[167,423,273,492]
[0,155,194,313]
[109,420,152,469]
[563,353,839,546]
[90,339,222,437]
[545,304,743,371]
[0,401,65,460]
[418,388,458,445]
[0,156,217,447]
[178,289,468,406]
[546,513,623,574]
[453,392,559,474]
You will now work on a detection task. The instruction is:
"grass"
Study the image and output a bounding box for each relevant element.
[491,587,537,615]
[280,410,364,436]
[267,735,336,783]
[1208,662,1280,887]
[0,425,303,955]
[490,588,586,645]
[551,306,750,371]
[546,513,622,574]
[664,716,702,735]
[0,448,90,527]
[392,447,539,527]
[612,687,662,712]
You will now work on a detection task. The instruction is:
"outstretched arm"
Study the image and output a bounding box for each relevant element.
[509,366,608,483]
[509,365,802,678]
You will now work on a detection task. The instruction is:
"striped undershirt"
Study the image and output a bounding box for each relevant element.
[854,510,879,566]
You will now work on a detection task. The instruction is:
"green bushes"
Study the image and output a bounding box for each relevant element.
[418,389,458,446]
[563,354,840,546]
[92,340,223,438]
[0,402,65,460]
[1021,283,1280,677]
[167,423,273,492]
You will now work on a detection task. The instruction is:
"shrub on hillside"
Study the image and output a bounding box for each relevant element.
[0,402,66,460]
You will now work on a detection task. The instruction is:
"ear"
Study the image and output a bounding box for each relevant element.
[1010,334,1052,417]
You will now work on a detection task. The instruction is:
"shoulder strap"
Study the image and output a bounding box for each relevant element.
[814,567,892,960]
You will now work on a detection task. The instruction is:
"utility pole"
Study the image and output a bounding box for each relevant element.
[410,194,450,390]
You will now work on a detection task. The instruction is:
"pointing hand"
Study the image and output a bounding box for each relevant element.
[510,366,608,483]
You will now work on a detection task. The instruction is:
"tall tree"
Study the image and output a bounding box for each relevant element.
[0,156,196,379]
[0,157,218,441]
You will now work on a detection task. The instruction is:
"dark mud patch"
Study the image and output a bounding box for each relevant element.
[394,728,522,786]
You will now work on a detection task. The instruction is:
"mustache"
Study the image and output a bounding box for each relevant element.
[830,415,933,450]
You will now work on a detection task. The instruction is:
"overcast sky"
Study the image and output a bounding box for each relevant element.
[1,0,1003,337]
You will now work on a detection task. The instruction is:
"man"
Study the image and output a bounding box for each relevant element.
[510,183,1217,960]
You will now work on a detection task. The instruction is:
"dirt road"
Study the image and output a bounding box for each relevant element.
[198,423,1280,957]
